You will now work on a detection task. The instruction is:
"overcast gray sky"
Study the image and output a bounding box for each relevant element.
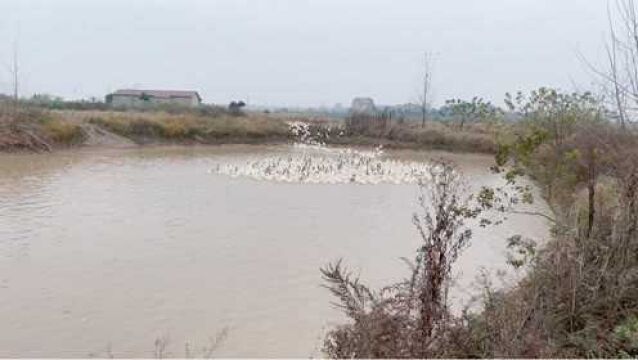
[0,0,611,107]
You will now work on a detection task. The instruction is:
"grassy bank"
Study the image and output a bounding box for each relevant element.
[0,104,501,154]
[0,105,291,151]
[84,111,290,144]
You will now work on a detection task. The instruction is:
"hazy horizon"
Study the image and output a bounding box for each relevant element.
[0,0,612,107]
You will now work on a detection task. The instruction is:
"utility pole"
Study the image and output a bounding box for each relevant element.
[11,40,19,115]
[421,52,432,128]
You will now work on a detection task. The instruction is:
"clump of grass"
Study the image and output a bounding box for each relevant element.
[160,117,197,138]
[614,316,638,357]
[42,117,85,144]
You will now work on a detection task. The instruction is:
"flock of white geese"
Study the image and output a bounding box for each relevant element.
[210,122,434,185]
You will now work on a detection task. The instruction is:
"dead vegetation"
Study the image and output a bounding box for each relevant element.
[321,163,490,358]
[86,111,289,144]
[338,112,501,153]
[0,101,501,154]
[0,104,76,152]
[0,102,291,151]
[322,88,638,358]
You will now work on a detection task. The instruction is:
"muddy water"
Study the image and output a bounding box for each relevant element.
[0,145,549,357]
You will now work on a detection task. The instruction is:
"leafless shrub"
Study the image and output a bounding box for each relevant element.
[321,162,486,358]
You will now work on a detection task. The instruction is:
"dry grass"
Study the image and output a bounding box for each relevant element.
[386,122,502,153]
[331,119,503,154]
[85,111,290,144]
[41,117,84,144]
[0,105,83,151]
[1,104,505,154]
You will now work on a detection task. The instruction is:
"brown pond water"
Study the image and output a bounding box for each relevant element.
[0,145,550,357]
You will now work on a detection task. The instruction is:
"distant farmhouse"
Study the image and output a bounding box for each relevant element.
[106,89,202,108]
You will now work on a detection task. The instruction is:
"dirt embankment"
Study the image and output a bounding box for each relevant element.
[0,109,500,155]
[77,123,135,147]
[0,128,50,152]
[0,109,292,152]
[0,122,135,152]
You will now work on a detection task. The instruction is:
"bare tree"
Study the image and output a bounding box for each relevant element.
[618,0,638,101]
[605,5,628,128]
[584,0,638,127]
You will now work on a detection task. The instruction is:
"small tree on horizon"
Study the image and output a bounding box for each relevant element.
[445,97,500,129]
